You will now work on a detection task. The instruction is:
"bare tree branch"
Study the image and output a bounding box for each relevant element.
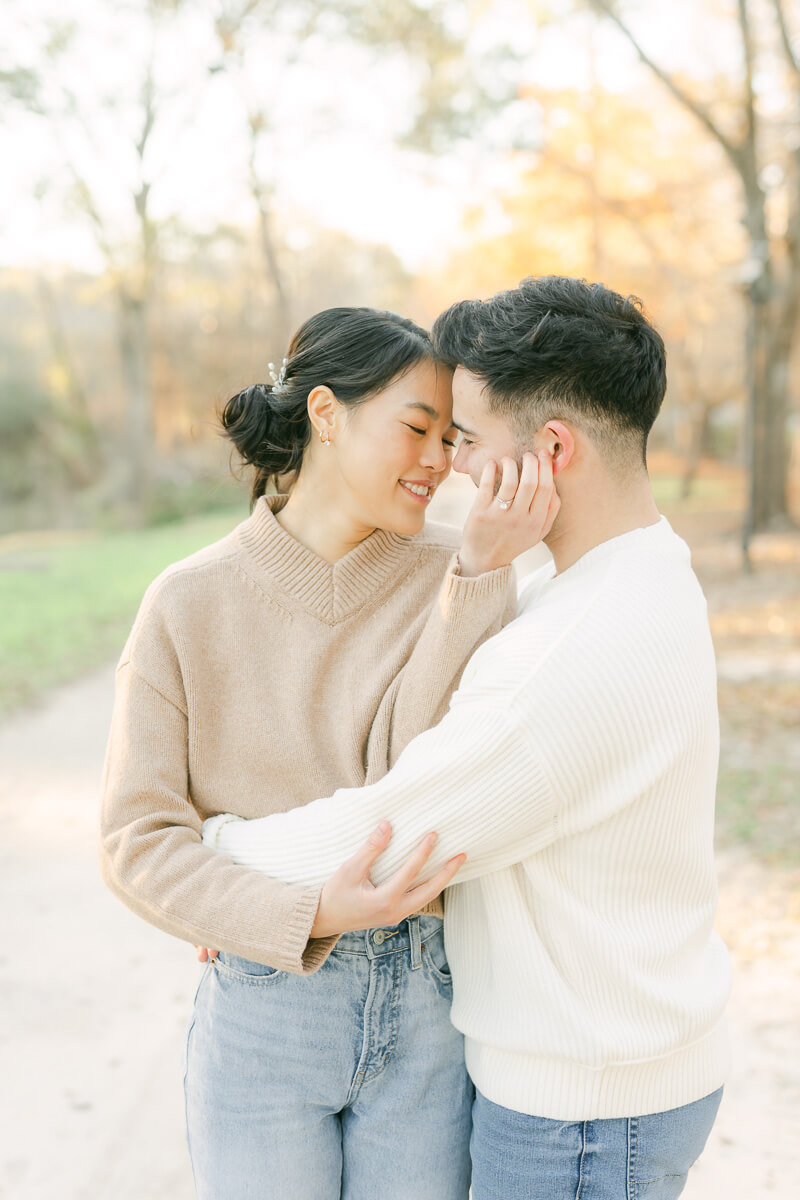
[772,0,800,76]
[586,0,743,174]
[737,0,757,155]
[69,168,116,267]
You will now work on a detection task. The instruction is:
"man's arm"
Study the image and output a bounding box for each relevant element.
[203,691,559,891]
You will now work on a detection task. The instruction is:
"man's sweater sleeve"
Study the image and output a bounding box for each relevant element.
[98,604,333,975]
[203,693,559,888]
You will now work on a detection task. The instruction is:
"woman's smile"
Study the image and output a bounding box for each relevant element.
[399,478,437,503]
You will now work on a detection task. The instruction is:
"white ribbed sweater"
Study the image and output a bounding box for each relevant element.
[204,517,732,1119]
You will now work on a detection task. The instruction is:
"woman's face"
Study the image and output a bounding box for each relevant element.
[328,358,457,536]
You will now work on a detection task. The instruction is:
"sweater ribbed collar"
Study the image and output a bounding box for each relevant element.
[236,494,418,624]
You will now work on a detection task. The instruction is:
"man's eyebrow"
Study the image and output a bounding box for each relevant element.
[452,421,478,436]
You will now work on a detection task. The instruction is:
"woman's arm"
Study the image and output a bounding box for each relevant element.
[367,452,556,771]
[366,557,516,775]
[99,658,333,976]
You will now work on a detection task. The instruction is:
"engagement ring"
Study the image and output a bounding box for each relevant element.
[497,498,512,510]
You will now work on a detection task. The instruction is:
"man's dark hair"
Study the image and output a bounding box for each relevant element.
[432,276,666,466]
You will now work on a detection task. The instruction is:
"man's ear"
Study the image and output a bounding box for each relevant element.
[307,385,339,441]
[539,420,575,475]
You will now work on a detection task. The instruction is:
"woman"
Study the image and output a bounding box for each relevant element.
[99,306,555,1200]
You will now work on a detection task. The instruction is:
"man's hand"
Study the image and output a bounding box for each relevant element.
[310,821,466,938]
[458,450,560,577]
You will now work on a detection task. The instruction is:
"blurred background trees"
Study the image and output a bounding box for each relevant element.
[1,0,798,551]
[587,0,800,557]
[3,14,797,1192]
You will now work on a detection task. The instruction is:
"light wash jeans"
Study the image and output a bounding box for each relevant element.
[182,914,473,1200]
[470,1085,724,1199]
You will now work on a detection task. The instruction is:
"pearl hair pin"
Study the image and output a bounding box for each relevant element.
[267,357,288,389]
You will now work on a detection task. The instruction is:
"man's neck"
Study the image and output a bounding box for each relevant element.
[545,475,661,575]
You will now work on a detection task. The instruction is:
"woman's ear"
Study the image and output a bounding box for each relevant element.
[539,420,574,475]
[307,386,338,441]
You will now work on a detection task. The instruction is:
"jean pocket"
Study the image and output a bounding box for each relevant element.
[629,1088,723,1197]
[213,951,287,985]
[420,926,453,988]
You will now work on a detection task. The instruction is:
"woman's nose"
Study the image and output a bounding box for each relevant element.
[420,436,448,472]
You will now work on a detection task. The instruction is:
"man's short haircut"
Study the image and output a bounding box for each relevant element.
[432,276,667,466]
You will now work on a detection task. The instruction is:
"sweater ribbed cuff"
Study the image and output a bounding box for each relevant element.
[289,886,339,975]
[201,814,332,975]
[443,556,514,609]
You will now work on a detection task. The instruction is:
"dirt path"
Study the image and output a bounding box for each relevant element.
[1,660,797,1199]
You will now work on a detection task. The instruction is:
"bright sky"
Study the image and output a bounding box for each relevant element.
[1,0,744,273]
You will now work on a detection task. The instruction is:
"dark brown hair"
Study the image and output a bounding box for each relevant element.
[220,307,437,506]
[433,276,666,465]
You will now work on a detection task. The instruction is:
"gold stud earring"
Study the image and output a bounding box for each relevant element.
[319,429,330,445]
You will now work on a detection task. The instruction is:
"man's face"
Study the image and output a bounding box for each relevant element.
[451,366,521,485]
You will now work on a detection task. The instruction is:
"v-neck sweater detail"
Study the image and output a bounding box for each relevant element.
[237,495,420,624]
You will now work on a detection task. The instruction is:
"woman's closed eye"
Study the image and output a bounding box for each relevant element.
[405,423,458,449]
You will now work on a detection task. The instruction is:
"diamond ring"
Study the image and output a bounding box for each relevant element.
[497,498,512,511]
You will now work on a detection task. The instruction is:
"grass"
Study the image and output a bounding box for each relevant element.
[0,507,247,717]
[715,763,800,866]
[650,473,741,511]
[714,678,800,867]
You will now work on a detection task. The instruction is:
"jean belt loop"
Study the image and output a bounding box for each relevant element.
[408,915,422,970]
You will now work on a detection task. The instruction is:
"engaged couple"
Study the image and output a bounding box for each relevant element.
[100,275,731,1199]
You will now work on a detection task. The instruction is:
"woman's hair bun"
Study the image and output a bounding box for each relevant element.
[219,381,309,504]
[219,307,437,508]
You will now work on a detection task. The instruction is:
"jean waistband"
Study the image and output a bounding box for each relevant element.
[333,914,444,969]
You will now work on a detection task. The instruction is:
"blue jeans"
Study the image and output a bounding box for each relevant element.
[183,914,473,1199]
[470,1086,723,1199]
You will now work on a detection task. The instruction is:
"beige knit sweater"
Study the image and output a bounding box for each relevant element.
[98,494,514,974]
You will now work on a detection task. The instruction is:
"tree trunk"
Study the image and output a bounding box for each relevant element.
[743,275,797,556]
[739,151,795,555]
[36,275,105,488]
[681,396,713,500]
[118,287,153,525]
[256,197,292,347]
[761,298,795,523]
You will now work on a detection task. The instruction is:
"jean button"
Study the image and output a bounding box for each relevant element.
[373,930,386,945]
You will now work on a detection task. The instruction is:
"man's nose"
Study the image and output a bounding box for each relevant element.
[453,443,468,474]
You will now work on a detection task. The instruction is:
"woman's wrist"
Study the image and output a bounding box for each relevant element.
[309,885,333,938]
[456,550,509,579]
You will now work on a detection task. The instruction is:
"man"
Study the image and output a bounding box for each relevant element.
[204,276,731,1199]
